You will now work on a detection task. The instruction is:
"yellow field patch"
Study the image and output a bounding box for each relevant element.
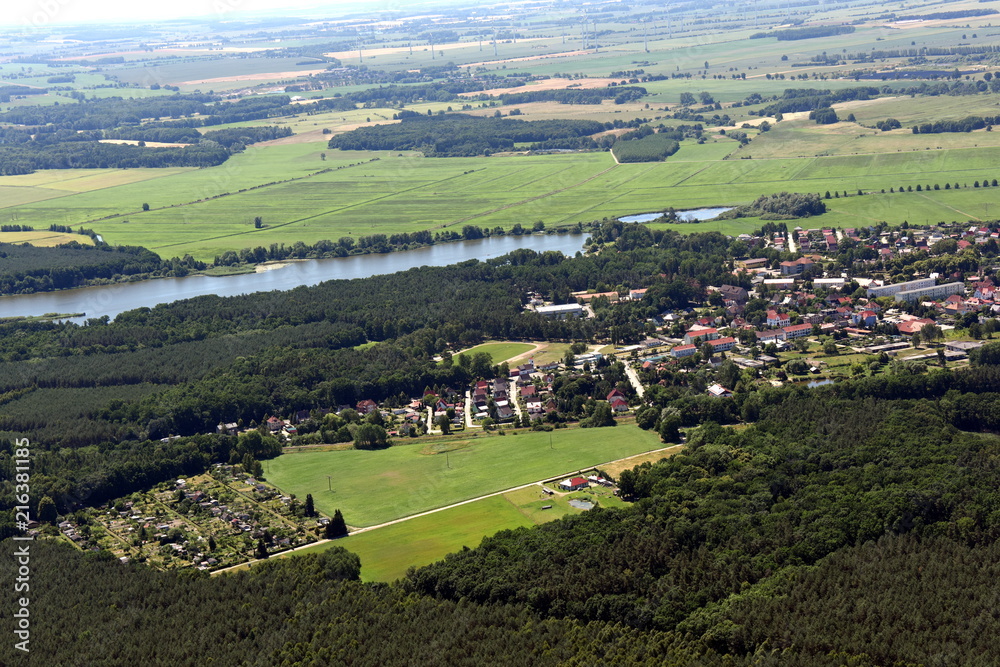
[0,168,194,193]
[0,231,95,247]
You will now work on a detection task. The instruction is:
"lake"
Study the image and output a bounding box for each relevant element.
[0,233,587,323]
[619,207,733,223]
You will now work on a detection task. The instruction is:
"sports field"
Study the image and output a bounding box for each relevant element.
[266,425,661,528]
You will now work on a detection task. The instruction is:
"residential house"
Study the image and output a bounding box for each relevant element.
[707,384,733,397]
[719,284,749,304]
[782,324,812,339]
[780,257,815,275]
[607,389,630,412]
[670,344,697,358]
[706,336,737,353]
[766,310,791,328]
[852,310,878,327]
[683,326,719,344]
[560,477,590,492]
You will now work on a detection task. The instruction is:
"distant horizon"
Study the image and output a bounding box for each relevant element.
[2,0,452,30]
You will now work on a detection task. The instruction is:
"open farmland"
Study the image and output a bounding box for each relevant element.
[266,424,661,528]
[0,231,94,247]
[6,125,1000,259]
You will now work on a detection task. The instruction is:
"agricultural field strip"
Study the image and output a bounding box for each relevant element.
[915,192,978,219]
[92,160,374,242]
[443,162,620,228]
[215,444,680,575]
[151,167,474,250]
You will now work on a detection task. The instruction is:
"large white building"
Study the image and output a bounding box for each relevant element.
[894,282,964,303]
[535,303,585,319]
[867,277,936,298]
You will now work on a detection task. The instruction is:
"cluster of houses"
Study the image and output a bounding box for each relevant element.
[659,266,999,374]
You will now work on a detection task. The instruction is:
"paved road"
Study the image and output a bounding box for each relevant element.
[786,231,798,253]
[625,364,646,398]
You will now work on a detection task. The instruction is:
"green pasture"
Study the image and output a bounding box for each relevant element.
[284,483,626,582]
[266,425,661,528]
[7,126,1000,259]
[456,341,536,364]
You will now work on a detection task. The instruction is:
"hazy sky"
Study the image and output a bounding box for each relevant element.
[7,0,369,28]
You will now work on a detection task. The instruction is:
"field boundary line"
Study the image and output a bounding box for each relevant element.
[441,160,620,228]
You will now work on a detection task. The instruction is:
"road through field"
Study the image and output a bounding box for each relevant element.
[212,443,682,575]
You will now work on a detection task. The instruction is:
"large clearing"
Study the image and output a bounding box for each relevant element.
[281,479,629,582]
[455,341,537,364]
[266,425,661,528]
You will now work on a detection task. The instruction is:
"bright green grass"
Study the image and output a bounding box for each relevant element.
[8,131,1000,259]
[266,425,661,528]
[456,341,535,364]
[293,495,535,581]
[283,484,626,581]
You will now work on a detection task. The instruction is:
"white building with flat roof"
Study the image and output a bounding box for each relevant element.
[535,303,585,319]
[867,277,936,298]
[894,282,964,303]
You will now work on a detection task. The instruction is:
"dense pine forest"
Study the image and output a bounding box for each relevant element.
[4,388,1000,664]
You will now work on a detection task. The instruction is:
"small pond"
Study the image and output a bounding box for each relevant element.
[619,207,733,223]
[568,499,595,510]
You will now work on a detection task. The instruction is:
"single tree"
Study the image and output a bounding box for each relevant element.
[325,509,349,538]
[38,495,58,524]
[305,493,316,517]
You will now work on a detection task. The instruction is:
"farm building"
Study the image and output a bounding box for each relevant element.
[559,477,590,492]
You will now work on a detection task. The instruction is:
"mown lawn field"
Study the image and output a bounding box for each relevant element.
[283,481,630,582]
[455,341,536,364]
[266,424,661,528]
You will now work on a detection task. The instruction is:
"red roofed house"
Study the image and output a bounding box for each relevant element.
[973,280,995,300]
[607,389,629,412]
[782,323,812,339]
[356,399,378,415]
[670,344,697,358]
[766,310,791,328]
[683,326,719,344]
[852,310,878,327]
[707,336,737,353]
[560,477,590,492]
[897,318,935,335]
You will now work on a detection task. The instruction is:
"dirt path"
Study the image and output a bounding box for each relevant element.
[916,192,980,220]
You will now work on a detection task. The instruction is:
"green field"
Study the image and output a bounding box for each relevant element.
[5,0,1000,259]
[283,483,628,581]
[456,341,536,364]
[266,424,661,528]
[7,126,999,260]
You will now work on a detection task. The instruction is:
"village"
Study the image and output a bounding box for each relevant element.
[39,220,1000,571]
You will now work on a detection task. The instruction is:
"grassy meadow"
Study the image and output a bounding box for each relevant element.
[6,124,1000,259]
[266,424,661,528]
[283,481,629,582]
[455,341,536,364]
